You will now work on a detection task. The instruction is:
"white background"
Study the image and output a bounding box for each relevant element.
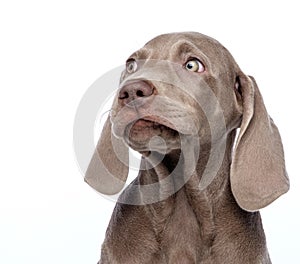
[1,0,299,263]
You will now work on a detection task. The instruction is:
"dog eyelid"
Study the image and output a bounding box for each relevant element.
[126,59,138,74]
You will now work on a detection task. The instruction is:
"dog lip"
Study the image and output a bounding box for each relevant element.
[124,116,179,137]
[112,108,199,138]
[129,118,173,132]
[124,117,179,149]
[140,116,177,131]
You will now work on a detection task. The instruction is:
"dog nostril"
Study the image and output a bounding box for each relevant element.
[119,91,129,100]
[136,90,144,97]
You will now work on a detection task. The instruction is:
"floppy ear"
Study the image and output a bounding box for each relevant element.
[231,74,289,212]
[85,117,129,195]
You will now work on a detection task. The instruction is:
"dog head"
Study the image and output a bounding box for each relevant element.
[85,32,289,211]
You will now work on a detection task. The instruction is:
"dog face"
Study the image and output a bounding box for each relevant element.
[110,32,243,153]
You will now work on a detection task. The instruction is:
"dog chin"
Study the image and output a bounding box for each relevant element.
[124,119,180,153]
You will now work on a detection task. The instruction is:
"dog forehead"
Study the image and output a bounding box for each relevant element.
[143,32,227,59]
[128,32,239,81]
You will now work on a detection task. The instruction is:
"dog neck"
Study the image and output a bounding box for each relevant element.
[138,131,238,248]
[140,130,236,198]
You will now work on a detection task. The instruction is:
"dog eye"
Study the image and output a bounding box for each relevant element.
[185,59,205,73]
[126,60,137,74]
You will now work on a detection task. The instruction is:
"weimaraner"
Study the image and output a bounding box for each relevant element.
[85,32,289,263]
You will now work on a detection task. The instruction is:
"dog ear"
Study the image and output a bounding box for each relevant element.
[85,116,129,195]
[230,74,289,212]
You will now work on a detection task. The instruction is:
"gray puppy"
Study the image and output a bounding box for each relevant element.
[86,32,289,264]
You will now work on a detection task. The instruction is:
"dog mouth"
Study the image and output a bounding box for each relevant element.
[124,117,179,149]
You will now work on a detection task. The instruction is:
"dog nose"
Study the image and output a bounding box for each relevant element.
[118,81,154,105]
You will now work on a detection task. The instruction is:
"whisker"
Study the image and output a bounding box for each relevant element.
[99,109,113,123]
